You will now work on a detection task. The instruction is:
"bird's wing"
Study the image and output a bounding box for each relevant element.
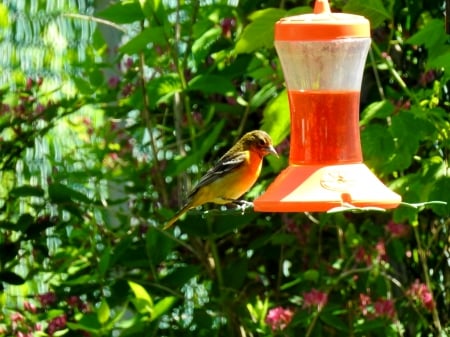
[187,151,248,198]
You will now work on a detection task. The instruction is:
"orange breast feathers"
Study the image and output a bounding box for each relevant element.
[191,149,263,205]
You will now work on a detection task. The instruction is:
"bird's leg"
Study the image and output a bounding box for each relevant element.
[227,199,254,213]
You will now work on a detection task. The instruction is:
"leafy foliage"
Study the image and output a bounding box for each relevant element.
[0,0,448,336]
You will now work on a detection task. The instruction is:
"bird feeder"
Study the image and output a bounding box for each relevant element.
[254,0,401,212]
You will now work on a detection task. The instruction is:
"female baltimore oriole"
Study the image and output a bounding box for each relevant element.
[164,130,277,229]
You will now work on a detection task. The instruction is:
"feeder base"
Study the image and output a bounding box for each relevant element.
[254,163,401,212]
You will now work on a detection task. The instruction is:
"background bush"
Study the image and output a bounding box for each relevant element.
[0,0,448,336]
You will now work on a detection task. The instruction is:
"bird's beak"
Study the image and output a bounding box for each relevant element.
[265,145,278,158]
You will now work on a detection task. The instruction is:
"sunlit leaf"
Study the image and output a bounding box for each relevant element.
[188,74,236,95]
[235,8,286,54]
[96,1,144,24]
[360,100,394,126]
[261,89,290,146]
[343,0,392,28]
[0,3,9,29]
[97,299,111,324]
[120,27,167,54]
[152,297,177,321]
[128,281,153,315]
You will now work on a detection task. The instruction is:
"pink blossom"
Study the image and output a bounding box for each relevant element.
[373,298,396,320]
[355,246,371,266]
[48,314,67,336]
[10,312,24,330]
[124,57,134,70]
[23,301,37,313]
[108,76,120,89]
[375,240,387,261]
[359,293,371,316]
[303,289,328,310]
[385,221,409,238]
[408,280,434,311]
[37,292,57,306]
[265,306,294,331]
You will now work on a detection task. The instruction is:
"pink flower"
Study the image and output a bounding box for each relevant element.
[48,314,67,336]
[355,246,372,266]
[373,298,395,320]
[385,221,409,238]
[303,289,328,310]
[359,293,371,316]
[265,307,294,331]
[37,292,57,306]
[23,301,37,313]
[408,280,434,311]
[108,76,120,89]
[375,240,387,261]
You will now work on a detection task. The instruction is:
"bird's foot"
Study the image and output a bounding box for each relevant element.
[232,200,254,214]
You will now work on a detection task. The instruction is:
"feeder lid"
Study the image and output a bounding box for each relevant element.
[275,0,370,41]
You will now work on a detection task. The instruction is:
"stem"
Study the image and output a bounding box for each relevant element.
[275,244,285,301]
[368,47,385,100]
[371,43,419,105]
[138,46,170,206]
[235,102,251,142]
[305,307,323,337]
[208,235,224,290]
[413,224,443,333]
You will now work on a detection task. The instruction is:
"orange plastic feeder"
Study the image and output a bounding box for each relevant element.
[254,0,401,212]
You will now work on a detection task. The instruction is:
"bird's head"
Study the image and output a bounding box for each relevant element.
[241,130,278,158]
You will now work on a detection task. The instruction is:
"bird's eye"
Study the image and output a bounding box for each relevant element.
[257,138,266,146]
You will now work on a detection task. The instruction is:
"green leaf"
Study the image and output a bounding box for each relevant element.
[139,0,167,25]
[98,246,111,277]
[120,27,167,54]
[354,318,388,332]
[261,89,290,146]
[152,297,177,321]
[17,213,34,231]
[67,313,101,333]
[128,281,153,315]
[429,177,450,216]
[98,299,111,324]
[235,8,286,54]
[146,226,175,266]
[187,75,235,95]
[48,182,91,204]
[159,265,201,289]
[249,82,277,110]
[406,19,446,50]
[360,100,394,126]
[427,49,450,73]
[9,185,45,198]
[343,0,391,28]
[303,269,319,282]
[146,74,182,109]
[0,271,25,285]
[96,1,144,24]
[192,27,222,65]
[361,124,395,173]
[223,258,248,289]
[320,311,349,332]
[0,3,9,29]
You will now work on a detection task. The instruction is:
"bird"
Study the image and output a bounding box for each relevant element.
[163,130,278,229]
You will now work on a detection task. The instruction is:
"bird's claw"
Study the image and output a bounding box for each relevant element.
[233,200,254,214]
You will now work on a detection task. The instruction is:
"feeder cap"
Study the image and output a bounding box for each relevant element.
[275,0,370,41]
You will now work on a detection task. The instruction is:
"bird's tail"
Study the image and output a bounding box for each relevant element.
[163,204,191,230]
